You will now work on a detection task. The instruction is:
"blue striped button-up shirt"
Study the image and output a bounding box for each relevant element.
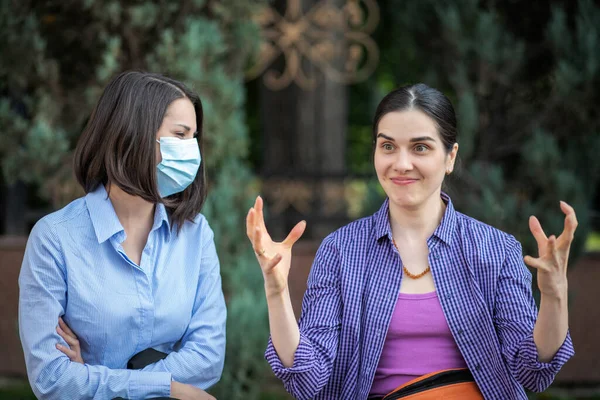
[266,194,574,399]
[19,185,226,399]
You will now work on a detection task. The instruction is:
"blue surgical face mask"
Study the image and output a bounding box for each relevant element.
[156,137,201,197]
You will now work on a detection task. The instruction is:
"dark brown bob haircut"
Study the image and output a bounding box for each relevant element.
[73,71,207,232]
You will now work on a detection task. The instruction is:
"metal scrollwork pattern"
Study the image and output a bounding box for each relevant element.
[247,0,380,90]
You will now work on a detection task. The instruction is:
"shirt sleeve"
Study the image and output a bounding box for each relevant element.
[493,234,575,392]
[264,234,342,400]
[18,219,172,400]
[141,219,226,389]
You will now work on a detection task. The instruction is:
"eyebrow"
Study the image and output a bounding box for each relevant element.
[409,136,436,143]
[175,123,198,135]
[175,123,191,131]
[376,133,437,143]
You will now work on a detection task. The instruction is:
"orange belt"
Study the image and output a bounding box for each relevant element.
[381,368,484,400]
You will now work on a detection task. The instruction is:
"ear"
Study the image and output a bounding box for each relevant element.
[446,143,459,174]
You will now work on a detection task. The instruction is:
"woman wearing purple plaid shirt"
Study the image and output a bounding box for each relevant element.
[246,84,577,400]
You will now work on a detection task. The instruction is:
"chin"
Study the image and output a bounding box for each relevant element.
[386,188,421,207]
[390,196,421,209]
[386,185,435,208]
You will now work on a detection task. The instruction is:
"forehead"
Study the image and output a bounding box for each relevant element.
[377,109,439,139]
[164,98,196,125]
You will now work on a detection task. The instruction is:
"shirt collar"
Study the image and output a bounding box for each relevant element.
[374,198,391,241]
[433,192,457,245]
[85,185,171,244]
[153,201,172,239]
[374,192,457,245]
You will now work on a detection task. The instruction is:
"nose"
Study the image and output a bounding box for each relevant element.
[393,149,413,172]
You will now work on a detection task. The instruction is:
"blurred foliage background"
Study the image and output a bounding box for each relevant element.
[1,0,273,398]
[343,0,600,265]
[1,0,599,399]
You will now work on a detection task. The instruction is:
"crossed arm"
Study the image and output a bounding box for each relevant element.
[19,219,224,400]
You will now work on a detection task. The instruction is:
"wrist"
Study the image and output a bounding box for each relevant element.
[170,381,181,397]
[263,275,288,298]
[265,285,289,300]
[540,286,568,303]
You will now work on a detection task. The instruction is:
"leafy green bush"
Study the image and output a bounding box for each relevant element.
[1,1,271,397]
[350,0,600,264]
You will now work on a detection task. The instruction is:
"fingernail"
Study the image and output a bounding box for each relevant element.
[56,344,61,349]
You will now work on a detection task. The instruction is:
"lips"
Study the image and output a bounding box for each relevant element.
[390,177,418,185]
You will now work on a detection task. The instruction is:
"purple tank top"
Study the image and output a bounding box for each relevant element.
[369,291,468,396]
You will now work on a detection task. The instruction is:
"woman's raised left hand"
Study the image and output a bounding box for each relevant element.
[56,317,84,364]
[524,201,578,299]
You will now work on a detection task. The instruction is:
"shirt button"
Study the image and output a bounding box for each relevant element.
[475,364,482,372]
[458,329,464,335]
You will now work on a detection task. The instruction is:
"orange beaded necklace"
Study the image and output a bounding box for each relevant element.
[392,238,431,280]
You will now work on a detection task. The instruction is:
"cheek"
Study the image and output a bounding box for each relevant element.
[373,152,388,174]
[424,158,447,180]
[410,156,442,180]
[155,145,162,164]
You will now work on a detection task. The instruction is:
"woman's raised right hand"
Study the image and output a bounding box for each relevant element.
[246,196,306,296]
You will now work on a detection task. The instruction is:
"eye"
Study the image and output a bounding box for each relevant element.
[175,132,186,138]
[382,143,395,151]
[414,144,430,153]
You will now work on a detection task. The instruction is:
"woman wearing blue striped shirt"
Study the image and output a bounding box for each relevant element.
[19,71,224,400]
[246,83,577,399]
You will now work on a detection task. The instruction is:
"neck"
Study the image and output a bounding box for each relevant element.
[106,184,155,230]
[389,190,446,242]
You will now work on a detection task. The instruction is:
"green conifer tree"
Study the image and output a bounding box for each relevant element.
[1,1,271,397]
[353,0,599,264]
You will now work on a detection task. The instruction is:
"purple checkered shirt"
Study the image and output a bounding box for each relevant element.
[265,193,574,399]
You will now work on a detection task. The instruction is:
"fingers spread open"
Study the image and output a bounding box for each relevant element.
[560,200,576,217]
[264,253,282,272]
[246,208,255,240]
[548,235,565,271]
[282,220,307,247]
[523,255,548,271]
[528,215,548,250]
[548,235,557,250]
[253,226,265,256]
[560,201,578,244]
[256,196,267,231]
